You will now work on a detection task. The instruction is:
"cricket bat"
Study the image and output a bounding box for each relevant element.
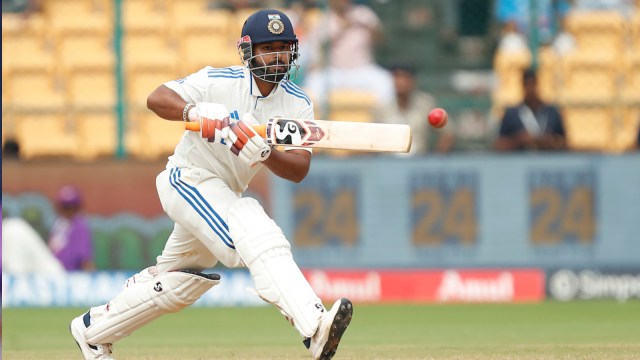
[185,117,412,153]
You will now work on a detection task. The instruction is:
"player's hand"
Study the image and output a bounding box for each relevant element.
[226,114,271,166]
[192,103,231,143]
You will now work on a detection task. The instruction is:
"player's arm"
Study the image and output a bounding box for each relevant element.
[148,77,231,142]
[147,85,190,121]
[147,67,214,122]
[263,149,311,183]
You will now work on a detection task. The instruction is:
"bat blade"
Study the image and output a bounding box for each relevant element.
[267,117,411,153]
[185,117,412,153]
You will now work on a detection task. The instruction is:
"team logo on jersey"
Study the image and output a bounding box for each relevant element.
[154,282,163,292]
[267,14,285,35]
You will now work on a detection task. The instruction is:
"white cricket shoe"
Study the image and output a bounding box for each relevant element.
[307,298,353,360]
[70,313,114,360]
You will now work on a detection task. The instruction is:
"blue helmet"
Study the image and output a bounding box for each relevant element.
[237,9,299,83]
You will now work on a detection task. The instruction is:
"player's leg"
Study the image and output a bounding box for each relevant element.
[70,266,219,359]
[70,167,241,359]
[227,197,353,359]
[70,224,221,359]
[157,167,244,268]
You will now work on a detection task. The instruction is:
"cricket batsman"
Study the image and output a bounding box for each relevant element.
[70,9,353,360]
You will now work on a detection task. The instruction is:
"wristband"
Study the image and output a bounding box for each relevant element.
[188,107,198,122]
[182,103,195,122]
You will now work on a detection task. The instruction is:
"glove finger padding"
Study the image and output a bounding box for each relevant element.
[202,116,230,143]
[228,121,271,166]
[194,103,230,143]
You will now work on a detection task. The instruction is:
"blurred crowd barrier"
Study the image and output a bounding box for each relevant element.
[4,155,640,270]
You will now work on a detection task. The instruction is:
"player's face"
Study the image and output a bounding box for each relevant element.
[253,41,292,71]
[251,41,294,83]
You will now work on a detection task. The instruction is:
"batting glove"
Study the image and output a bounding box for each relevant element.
[190,102,231,143]
[227,114,271,167]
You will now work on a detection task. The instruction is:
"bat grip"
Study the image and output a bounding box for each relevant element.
[185,121,266,138]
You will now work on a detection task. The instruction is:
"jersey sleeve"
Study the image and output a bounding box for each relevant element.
[163,67,211,103]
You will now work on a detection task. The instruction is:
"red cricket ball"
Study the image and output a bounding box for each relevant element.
[428,108,448,129]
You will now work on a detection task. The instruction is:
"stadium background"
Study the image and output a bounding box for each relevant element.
[2,1,640,357]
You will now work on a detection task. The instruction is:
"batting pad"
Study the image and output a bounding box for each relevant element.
[84,267,220,345]
[228,197,325,338]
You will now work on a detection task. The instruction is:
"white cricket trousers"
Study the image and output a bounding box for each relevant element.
[154,167,245,271]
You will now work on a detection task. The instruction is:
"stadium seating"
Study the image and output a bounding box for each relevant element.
[564,10,625,55]
[57,35,115,75]
[123,33,178,72]
[6,69,66,112]
[632,11,640,44]
[1,12,46,39]
[321,89,378,157]
[563,106,614,151]
[537,46,561,103]
[487,9,639,153]
[48,7,112,42]
[14,113,79,159]
[170,3,233,40]
[67,69,116,111]
[5,4,638,159]
[126,66,176,110]
[621,50,640,103]
[75,111,118,160]
[230,8,264,38]
[327,90,377,123]
[2,33,56,75]
[123,0,169,35]
[179,33,240,73]
[42,0,100,17]
[617,106,640,151]
[561,52,618,105]
[125,109,183,159]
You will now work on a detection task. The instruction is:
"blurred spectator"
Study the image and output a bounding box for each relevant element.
[2,216,65,274]
[48,185,95,271]
[550,16,576,56]
[497,20,528,53]
[284,0,322,84]
[2,138,20,159]
[376,64,454,156]
[494,0,571,45]
[302,0,394,107]
[495,69,566,152]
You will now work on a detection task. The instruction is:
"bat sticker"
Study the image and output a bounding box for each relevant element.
[274,119,306,145]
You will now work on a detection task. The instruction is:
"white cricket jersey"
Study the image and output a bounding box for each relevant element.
[163,66,314,193]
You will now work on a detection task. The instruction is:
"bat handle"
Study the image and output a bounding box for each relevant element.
[185,121,267,138]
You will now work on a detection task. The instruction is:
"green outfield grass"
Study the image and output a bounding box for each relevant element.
[3,301,640,360]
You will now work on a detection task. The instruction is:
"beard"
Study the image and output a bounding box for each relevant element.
[250,58,290,83]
